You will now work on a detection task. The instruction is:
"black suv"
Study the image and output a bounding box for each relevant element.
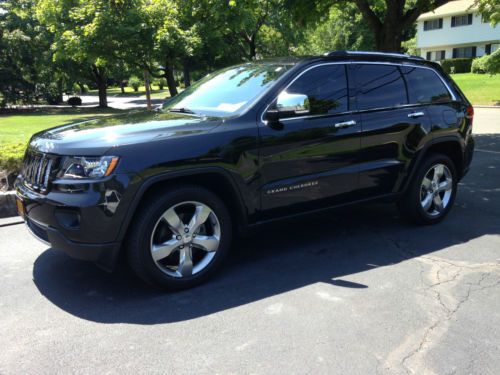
[16,51,474,289]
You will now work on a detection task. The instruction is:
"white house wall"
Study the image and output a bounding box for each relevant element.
[417,14,500,49]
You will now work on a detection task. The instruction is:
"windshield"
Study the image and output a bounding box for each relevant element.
[163,62,293,117]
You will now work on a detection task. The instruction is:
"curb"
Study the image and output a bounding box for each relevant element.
[474,106,500,109]
[0,191,19,219]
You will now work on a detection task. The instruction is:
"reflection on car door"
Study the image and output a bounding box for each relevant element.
[259,64,361,214]
[353,63,432,199]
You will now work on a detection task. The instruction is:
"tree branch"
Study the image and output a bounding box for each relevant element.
[354,0,382,33]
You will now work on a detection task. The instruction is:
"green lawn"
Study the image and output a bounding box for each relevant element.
[450,73,500,106]
[0,108,123,171]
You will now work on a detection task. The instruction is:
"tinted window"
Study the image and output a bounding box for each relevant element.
[402,67,451,104]
[355,65,408,110]
[286,64,348,115]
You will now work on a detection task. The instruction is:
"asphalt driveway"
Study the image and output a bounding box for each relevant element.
[0,109,499,374]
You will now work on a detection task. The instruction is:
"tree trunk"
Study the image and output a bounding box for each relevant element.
[183,62,191,87]
[97,80,107,108]
[375,25,403,52]
[120,81,125,94]
[164,63,178,97]
[144,70,152,111]
[248,36,257,60]
[91,64,108,108]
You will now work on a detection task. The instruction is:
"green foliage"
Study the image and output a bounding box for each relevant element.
[155,78,168,90]
[128,75,142,91]
[441,58,474,74]
[484,49,500,75]
[295,5,374,55]
[475,0,500,26]
[0,143,25,173]
[471,55,489,74]
[402,37,418,56]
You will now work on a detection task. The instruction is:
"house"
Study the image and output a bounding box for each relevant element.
[416,0,500,61]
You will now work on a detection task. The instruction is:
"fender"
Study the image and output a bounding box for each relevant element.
[400,134,465,193]
[116,166,249,242]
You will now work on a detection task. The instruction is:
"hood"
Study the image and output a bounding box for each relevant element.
[28,110,222,155]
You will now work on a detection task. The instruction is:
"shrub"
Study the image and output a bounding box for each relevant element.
[484,49,500,75]
[471,55,489,74]
[41,83,63,105]
[128,76,141,92]
[441,58,473,74]
[0,143,25,174]
[67,96,82,107]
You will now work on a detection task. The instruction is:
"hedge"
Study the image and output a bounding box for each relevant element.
[441,58,473,74]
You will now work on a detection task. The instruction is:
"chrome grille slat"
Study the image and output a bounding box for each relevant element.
[22,152,57,194]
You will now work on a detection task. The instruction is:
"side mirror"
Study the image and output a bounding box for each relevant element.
[276,92,310,116]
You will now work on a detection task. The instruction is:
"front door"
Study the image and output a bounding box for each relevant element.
[258,63,361,214]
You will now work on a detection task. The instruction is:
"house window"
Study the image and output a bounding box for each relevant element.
[426,51,446,61]
[451,14,473,27]
[452,47,477,58]
[424,18,443,31]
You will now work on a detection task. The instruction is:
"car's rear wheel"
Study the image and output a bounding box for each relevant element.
[398,153,457,224]
[127,185,232,290]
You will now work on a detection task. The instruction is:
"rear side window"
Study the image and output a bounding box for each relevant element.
[287,64,348,115]
[402,67,452,104]
[354,64,408,110]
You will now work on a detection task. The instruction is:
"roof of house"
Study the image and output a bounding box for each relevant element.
[418,0,477,21]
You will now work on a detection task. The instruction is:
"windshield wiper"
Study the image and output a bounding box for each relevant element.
[168,107,197,115]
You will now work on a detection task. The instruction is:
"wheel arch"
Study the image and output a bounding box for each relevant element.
[402,136,465,193]
[117,167,248,243]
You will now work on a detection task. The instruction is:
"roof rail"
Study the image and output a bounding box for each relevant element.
[324,50,424,60]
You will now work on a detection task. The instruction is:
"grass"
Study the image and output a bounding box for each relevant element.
[450,73,500,106]
[0,107,123,171]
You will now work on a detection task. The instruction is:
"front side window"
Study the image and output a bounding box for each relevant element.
[402,67,451,104]
[284,64,349,116]
[354,64,408,110]
[163,62,293,117]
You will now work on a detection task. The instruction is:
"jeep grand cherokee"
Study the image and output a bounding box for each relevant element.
[16,51,475,289]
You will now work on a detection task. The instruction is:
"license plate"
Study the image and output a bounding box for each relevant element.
[16,197,25,218]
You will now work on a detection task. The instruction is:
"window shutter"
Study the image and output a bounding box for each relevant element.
[451,17,456,27]
[468,14,473,24]
[486,44,491,55]
[439,18,443,28]
[424,21,428,31]
[472,46,477,57]
[426,52,432,60]
[453,48,458,58]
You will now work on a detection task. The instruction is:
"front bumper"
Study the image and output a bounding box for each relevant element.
[16,173,140,271]
[25,217,121,271]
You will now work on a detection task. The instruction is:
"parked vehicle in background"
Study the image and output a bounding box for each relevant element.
[16,51,475,289]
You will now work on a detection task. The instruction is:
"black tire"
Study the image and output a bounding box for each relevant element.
[126,185,232,290]
[398,153,458,225]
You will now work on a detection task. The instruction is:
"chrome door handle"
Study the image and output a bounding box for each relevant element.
[408,111,425,118]
[334,120,357,128]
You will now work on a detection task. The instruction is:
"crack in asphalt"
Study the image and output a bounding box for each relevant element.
[378,234,500,375]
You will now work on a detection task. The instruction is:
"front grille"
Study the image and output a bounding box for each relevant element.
[22,152,58,193]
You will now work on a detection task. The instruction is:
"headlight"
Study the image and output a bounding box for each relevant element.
[58,156,119,179]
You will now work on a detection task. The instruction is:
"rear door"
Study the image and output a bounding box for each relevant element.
[258,63,361,213]
[352,63,432,198]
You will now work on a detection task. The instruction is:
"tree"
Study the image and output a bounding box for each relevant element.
[295,4,374,55]
[288,0,457,52]
[37,0,143,107]
[475,0,500,26]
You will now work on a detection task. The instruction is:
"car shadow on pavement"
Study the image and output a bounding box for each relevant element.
[32,134,500,324]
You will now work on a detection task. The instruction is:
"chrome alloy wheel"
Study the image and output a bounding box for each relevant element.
[150,201,221,278]
[420,163,453,217]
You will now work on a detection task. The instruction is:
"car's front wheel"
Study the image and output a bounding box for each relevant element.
[127,185,232,290]
[398,153,457,224]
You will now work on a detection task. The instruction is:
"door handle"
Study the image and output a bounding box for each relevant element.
[334,120,357,128]
[408,111,425,118]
